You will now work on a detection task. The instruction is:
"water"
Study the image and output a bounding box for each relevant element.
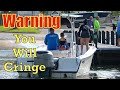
[89,65,120,79]
[1,62,120,79]
[0,50,120,79]
[0,42,120,79]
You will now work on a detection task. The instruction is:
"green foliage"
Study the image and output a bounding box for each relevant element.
[0,26,40,33]
[111,11,120,16]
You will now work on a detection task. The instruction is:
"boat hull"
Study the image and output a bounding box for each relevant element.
[17,46,96,79]
[51,46,96,79]
[51,54,95,79]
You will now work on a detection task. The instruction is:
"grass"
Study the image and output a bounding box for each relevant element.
[0,26,40,34]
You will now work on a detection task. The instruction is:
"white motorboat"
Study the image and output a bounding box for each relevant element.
[51,45,96,79]
[17,14,97,79]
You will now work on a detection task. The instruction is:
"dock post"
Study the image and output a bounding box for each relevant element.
[102,31,105,44]
[111,31,115,45]
[116,32,118,46]
[106,31,110,44]
[98,31,101,43]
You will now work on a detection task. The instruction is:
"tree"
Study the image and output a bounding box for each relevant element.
[111,11,120,16]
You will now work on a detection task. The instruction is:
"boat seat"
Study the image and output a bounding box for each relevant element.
[50,50,69,58]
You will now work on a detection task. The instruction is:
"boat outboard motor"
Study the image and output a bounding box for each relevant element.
[34,50,55,78]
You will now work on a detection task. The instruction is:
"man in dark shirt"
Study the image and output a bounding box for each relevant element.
[87,16,94,29]
[87,16,94,43]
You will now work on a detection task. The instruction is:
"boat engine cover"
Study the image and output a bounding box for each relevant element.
[34,51,55,68]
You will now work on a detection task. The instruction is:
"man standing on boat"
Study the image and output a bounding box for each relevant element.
[94,16,100,48]
[44,28,59,50]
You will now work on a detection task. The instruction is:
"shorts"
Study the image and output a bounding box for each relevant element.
[94,32,99,39]
[59,45,66,50]
[80,32,90,38]
[117,34,120,38]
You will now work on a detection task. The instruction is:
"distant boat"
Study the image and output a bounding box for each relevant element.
[61,11,111,28]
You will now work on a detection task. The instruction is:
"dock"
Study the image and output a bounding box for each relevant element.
[97,43,120,49]
[92,43,120,66]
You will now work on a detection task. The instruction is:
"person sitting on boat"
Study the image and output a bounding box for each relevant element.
[44,28,59,50]
[78,18,91,55]
[59,32,69,50]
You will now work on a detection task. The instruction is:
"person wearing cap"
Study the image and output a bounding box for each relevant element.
[116,19,120,46]
[93,16,100,48]
[78,18,91,55]
[44,28,59,50]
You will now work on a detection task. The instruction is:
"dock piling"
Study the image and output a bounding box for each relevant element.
[106,31,110,44]
[111,31,115,45]
[102,31,105,44]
